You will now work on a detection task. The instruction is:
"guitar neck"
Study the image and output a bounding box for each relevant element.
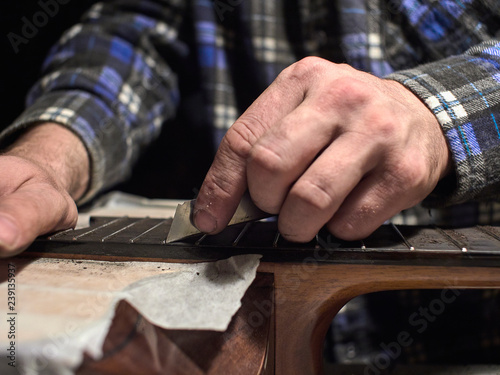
[24,216,500,267]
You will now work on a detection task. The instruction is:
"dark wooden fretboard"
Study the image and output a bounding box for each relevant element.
[25,216,500,267]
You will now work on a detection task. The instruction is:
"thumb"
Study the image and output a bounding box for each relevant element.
[0,185,77,257]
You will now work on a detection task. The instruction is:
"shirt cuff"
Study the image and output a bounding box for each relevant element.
[0,91,127,205]
[385,43,500,206]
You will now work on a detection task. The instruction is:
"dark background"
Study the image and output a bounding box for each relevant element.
[0,1,213,200]
[0,1,97,126]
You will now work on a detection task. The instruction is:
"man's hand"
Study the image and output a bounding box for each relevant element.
[194,57,451,241]
[0,123,89,257]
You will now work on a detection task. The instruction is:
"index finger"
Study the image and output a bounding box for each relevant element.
[193,66,310,234]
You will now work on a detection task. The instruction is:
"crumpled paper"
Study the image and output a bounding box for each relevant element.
[0,254,261,375]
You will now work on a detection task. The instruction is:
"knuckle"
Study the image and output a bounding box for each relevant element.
[370,115,399,139]
[329,77,374,114]
[351,101,402,142]
[222,123,257,160]
[290,178,336,212]
[391,157,429,192]
[294,56,327,72]
[278,56,326,86]
[248,143,288,175]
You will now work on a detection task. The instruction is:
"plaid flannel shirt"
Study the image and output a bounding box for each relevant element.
[2,0,500,365]
[3,0,500,213]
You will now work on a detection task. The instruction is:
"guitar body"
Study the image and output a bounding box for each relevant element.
[22,218,500,374]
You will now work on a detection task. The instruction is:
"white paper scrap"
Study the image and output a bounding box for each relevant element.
[0,254,261,375]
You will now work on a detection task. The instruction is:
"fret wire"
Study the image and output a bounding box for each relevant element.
[101,219,144,242]
[73,217,128,240]
[232,222,252,247]
[315,234,321,249]
[131,220,167,243]
[48,228,74,240]
[434,226,468,252]
[390,223,414,251]
[273,232,281,248]
[475,225,500,243]
[195,234,208,246]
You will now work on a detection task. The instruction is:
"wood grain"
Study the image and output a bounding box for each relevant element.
[76,273,274,375]
[258,262,500,375]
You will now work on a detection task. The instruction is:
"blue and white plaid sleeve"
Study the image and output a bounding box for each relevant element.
[0,1,186,203]
[387,39,500,206]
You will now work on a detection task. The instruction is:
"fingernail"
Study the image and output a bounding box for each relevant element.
[0,216,19,250]
[193,209,217,234]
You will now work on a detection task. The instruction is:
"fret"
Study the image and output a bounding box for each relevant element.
[29,216,500,266]
[447,226,500,254]
[71,217,129,240]
[130,219,170,243]
[232,222,252,247]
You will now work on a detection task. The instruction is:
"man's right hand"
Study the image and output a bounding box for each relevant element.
[194,57,451,242]
[0,123,89,257]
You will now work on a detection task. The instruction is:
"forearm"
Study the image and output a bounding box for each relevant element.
[4,123,89,201]
[4,1,186,202]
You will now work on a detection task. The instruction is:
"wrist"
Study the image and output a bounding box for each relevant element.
[384,79,452,180]
[3,123,90,200]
